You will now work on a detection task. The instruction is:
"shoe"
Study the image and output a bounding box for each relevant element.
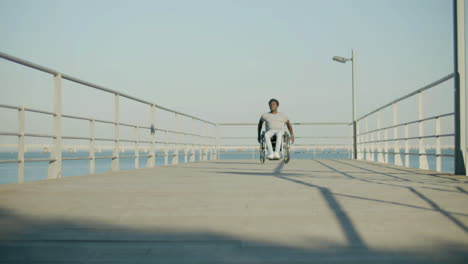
[274,152,281,159]
[268,153,275,159]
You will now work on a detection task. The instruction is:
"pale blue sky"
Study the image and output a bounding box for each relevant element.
[0,0,463,144]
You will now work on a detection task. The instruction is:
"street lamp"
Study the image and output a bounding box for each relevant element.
[333,49,357,160]
[332,56,351,63]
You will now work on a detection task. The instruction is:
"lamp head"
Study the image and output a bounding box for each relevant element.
[333,56,350,63]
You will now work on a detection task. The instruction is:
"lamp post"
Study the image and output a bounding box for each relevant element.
[333,49,357,160]
[453,0,466,175]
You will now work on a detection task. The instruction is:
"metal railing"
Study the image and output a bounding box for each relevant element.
[0,51,218,183]
[0,52,353,184]
[355,73,455,172]
[0,51,462,183]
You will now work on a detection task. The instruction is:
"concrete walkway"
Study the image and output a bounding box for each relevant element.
[1,159,468,263]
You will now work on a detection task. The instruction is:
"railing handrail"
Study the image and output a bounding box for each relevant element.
[357,73,455,122]
[0,104,214,141]
[357,112,454,137]
[0,51,215,125]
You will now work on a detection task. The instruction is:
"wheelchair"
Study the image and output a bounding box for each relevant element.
[259,131,291,164]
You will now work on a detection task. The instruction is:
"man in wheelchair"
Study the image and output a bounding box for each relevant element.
[257,98,294,160]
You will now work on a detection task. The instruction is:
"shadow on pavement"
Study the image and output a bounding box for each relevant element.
[1,207,468,263]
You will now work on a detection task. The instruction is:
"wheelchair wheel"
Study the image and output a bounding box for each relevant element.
[260,146,265,164]
[259,134,266,164]
[283,134,290,164]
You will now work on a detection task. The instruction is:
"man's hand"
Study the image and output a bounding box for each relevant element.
[286,120,294,145]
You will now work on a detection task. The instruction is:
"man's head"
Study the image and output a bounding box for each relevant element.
[268,98,279,112]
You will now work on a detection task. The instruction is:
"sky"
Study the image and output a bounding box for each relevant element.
[0,0,463,146]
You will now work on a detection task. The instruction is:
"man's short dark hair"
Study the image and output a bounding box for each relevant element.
[268,98,279,106]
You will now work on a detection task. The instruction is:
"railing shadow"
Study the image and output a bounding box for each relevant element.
[273,162,367,249]
[327,160,466,193]
[2,159,468,262]
[216,160,468,235]
[313,160,468,234]
[1,206,468,263]
[407,187,468,233]
[353,159,463,181]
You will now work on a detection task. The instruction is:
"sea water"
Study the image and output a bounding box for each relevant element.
[0,148,455,184]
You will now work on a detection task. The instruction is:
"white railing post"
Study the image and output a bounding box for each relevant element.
[356,121,362,160]
[362,120,365,160]
[201,123,205,161]
[405,124,410,167]
[191,118,195,162]
[214,124,218,160]
[164,130,169,165]
[200,122,204,161]
[376,112,384,162]
[17,107,25,183]
[111,93,120,172]
[184,134,188,163]
[393,103,402,166]
[436,117,442,171]
[365,117,370,161]
[199,130,202,161]
[48,73,62,179]
[134,126,139,169]
[173,114,180,165]
[384,128,389,163]
[206,123,210,160]
[418,92,429,169]
[89,119,95,174]
[147,105,156,167]
[210,129,214,161]
[370,120,375,161]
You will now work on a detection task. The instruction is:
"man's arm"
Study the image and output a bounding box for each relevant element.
[257,119,263,143]
[286,120,294,144]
